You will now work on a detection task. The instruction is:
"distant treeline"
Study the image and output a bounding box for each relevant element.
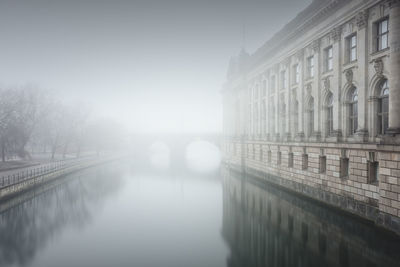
[0,86,126,162]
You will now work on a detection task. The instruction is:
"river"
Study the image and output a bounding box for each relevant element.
[0,159,399,267]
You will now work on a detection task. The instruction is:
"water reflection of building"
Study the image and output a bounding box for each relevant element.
[222,167,400,267]
[0,164,124,267]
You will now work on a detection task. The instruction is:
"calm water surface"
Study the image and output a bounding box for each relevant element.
[0,160,399,267]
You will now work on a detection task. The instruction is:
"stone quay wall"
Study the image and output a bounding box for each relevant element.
[222,139,400,234]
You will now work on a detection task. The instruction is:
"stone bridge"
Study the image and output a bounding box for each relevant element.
[129,133,221,170]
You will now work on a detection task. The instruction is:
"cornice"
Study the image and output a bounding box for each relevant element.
[226,0,381,84]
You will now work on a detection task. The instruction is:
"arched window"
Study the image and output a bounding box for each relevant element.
[248,103,252,135]
[293,100,299,134]
[307,97,314,137]
[349,87,358,135]
[270,76,276,94]
[270,96,275,134]
[261,100,266,135]
[378,80,389,135]
[326,93,334,136]
[253,105,259,135]
[280,94,286,133]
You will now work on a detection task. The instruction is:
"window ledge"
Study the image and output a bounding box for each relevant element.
[322,69,333,75]
[343,60,357,68]
[370,48,389,58]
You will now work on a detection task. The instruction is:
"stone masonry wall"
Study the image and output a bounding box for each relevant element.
[223,139,400,234]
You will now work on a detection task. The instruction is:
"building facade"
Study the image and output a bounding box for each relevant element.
[222,0,400,234]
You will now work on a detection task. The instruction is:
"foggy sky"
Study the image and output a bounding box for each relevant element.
[0,0,311,133]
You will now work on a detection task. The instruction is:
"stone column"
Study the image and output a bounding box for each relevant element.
[246,86,251,138]
[297,50,305,141]
[285,61,291,140]
[368,96,379,138]
[312,39,321,140]
[256,82,260,138]
[273,66,280,140]
[355,10,369,141]
[240,84,247,136]
[264,74,270,140]
[331,26,342,140]
[387,0,400,135]
[250,86,254,139]
[222,90,228,137]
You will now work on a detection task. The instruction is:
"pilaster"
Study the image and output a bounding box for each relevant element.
[355,10,369,140]
[312,39,321,137]
[331,26,342,137]
[297,49,305,139]
[387,0,400,135]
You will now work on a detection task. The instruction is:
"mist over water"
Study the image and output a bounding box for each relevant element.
[1,158,399,267]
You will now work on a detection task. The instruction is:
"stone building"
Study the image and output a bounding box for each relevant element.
[222,0,400,234]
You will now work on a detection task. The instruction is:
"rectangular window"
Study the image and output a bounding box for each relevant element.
[270,76,276,93]
[293,100,299,134]
[288,152,294,168]
[319,156,326,174]
[324,46,333,72]
[367,161,379,184]
[350,101,358,135]
[302,154,308,170]
[378,93,389,135]
[277,151,281,165]
[346,34,357,62]
[307,56,314,78]
[367,152,379,184]
[260,148,263,161]
[268,150,272,163]
[327,106,333,136]
[262,80,267,97]
[376,18,389,51]
[270,99,275,134]
[340,157,349,178]
[293,64,300,84]
[281,70,287,89]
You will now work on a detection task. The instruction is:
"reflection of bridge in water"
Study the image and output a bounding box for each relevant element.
[130,133,221,170]
[221,165,400,267]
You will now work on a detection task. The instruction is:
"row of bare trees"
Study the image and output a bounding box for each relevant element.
[0,86,125,162]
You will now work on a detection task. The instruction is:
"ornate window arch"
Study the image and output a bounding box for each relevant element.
[377,79,389,135]
[349,86,358,135]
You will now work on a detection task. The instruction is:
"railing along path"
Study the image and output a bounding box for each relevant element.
[0,156,98,189]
